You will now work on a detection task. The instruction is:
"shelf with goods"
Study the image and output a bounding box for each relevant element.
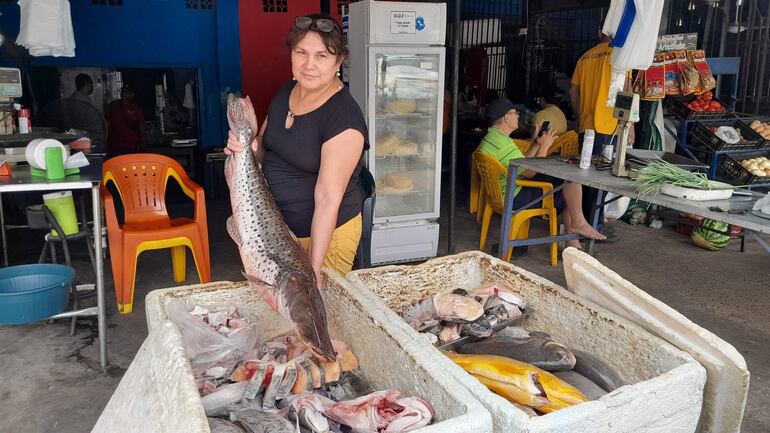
[664,110,770,182]
[370,100,440,220]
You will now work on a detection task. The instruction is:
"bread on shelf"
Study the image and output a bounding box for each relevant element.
[395,140,420,155]
[375,133,401,157]
[385,98,417,114]
[380,172,415,193]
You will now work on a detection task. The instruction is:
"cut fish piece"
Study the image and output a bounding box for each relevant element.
[433,293,484,322]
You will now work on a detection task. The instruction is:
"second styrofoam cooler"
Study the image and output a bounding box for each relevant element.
[346,251,708,433]
[92,273,493,433]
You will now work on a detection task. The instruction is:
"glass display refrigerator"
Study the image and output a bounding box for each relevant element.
[347,0,446,265]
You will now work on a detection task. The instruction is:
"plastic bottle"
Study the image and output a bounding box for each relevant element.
[579,129,595,169]
[18,108,30,134]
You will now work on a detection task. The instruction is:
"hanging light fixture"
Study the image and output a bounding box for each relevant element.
[677,16,683,27]
[688,0,696,11]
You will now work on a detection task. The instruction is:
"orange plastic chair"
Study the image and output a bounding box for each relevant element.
[101,154,211,313]
[470,138,531,222]
[475,151,559,266]
[548,130,580,156]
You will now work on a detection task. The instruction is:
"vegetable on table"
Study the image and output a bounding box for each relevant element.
[634,160,718,201]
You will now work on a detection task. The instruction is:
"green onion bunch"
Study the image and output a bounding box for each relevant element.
[635,160,715,201]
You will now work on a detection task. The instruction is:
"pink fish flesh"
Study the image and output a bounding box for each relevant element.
[325,388,433,433]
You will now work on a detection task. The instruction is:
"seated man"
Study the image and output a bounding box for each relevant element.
[478,98,605,249]
[532,86,568,135]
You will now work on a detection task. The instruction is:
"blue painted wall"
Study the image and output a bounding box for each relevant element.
[0,0,241,148]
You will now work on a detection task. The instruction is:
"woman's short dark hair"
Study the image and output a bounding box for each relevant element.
[285,13,348,59]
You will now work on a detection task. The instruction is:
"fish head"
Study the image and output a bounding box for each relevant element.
[226,94,259,144]
[546,342,577,367]
[279,271,337,361]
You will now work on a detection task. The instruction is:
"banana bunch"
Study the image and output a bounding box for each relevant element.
[444,352,587,414]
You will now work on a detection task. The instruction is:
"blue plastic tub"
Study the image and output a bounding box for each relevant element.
[0,264,74,325]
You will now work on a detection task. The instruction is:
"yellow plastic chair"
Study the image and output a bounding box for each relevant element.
[470,139,531,222]
[548,130,580,156]
[475,151,559,266]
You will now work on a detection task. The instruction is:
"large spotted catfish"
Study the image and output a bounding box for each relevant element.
[224,94,335,360]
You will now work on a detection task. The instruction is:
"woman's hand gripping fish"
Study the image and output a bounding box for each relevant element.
[224,94,335,360]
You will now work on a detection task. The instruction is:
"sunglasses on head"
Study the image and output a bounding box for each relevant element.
[294,16,338,33]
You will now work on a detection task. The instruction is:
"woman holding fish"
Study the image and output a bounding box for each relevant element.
[226,13,368,285]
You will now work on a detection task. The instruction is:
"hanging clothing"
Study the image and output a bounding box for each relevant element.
[602,0,665,71]
[601,0,664,107]
[17,0,76,57]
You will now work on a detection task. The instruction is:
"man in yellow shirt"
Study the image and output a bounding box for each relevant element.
[569,35,630,240]
[570,35,636,145]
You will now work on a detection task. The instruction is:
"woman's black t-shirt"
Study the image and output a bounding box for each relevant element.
[262,80,369,238]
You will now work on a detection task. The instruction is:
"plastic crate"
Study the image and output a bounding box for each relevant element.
[690,121,766,151]
[718,149,770,185]
[745,118,770,148]
[664,95,730,120]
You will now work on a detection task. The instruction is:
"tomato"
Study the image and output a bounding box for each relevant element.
[705,91,713,97]
[703,94,713,102]
[709,101,721,108]
[706,107,717,112]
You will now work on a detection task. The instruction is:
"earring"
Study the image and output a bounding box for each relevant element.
[292,76,297,81]
[336,71,341,77]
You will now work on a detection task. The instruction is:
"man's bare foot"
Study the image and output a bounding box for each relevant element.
[569,223,607,240]
[566,239,582,250]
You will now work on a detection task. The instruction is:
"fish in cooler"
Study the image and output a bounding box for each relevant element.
[444,351,587,413]
[457,333,576,372]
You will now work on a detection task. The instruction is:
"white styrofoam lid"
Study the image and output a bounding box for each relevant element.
[562,247,749,433]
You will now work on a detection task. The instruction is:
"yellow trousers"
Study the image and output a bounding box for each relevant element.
[298,214,362,276]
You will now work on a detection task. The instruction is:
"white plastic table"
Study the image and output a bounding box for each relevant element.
[499,157,770,260]
[0,163,107,367]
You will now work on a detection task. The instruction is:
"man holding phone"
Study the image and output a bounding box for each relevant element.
[477,98,605,249]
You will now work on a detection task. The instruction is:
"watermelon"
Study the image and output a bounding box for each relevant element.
[691,219,730,251]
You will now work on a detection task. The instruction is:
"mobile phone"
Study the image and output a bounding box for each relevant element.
[538,121,551,138]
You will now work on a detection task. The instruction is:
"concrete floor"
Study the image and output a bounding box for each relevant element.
[1,196,769,433]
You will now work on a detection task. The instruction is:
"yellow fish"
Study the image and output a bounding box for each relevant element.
[470,373,548,408]
[537,370,588,413]
[444,352,587,413]
[444,352,542,395]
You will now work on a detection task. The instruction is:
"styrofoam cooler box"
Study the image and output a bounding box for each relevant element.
[346,251,707,433]
[92,273,493,433]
